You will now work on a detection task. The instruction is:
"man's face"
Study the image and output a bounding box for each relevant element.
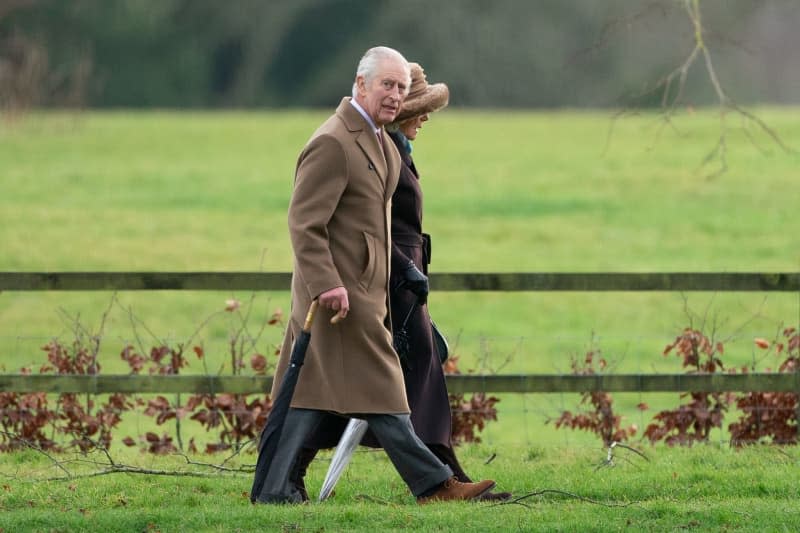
[355,57,409,126]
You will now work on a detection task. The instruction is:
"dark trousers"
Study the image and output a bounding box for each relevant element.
[254,408,453,503]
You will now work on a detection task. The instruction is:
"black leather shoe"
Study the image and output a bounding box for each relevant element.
[478,490,513,502]
[252,490,306,505]
[288,447,318,502]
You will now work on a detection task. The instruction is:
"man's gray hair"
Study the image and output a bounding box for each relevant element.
[351,46,409,97]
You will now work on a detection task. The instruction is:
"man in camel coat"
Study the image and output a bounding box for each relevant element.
[251,46,495,504]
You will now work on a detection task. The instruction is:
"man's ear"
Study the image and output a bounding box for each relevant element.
[355,75,367,96]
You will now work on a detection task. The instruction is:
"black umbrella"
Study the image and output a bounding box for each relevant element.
[250,300,319,503]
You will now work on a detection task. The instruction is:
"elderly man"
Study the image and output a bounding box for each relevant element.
[250,46,495,504]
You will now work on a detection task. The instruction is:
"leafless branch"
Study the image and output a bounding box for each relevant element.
[117,299,168,356]
[176,452,252,473]
[477,336,521,375]
[490,488,641,509]
[352,494,396,505]
[0,432,252,482]
[595,441,650,471]
[0,430,71,477]
[604,0,795,178]
[39,464,234,482]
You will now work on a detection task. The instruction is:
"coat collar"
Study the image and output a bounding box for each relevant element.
[336,98,399,196]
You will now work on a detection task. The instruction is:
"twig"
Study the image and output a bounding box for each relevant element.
[38,465,237,482]
[477,335,521,375]
[595,441,650,471]
[490,489,641,509]
[0,430,71,477]
[177,452,252,473]
[219,438,254,468]
[1,430,257,483]
[118,300,166,356]
[602,0,795,177]
[352,494,396,505]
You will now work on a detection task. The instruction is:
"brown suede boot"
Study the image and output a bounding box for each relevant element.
[417,477,496,504]
[288,447,318,502]
[428,443,511,502]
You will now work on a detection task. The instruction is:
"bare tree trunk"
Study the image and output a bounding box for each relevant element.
[0,31,48,115]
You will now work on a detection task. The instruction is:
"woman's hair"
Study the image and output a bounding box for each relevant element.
[351,46,408,98]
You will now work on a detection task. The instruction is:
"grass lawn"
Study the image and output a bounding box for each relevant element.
[2,443,799,531]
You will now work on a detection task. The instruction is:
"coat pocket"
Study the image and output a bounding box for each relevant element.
[358,231,377,290]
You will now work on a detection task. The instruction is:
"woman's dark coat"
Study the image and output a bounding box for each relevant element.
[385,131,451,446]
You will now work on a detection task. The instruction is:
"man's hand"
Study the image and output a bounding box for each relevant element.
[399,261,429,305]
[318,286,349,323]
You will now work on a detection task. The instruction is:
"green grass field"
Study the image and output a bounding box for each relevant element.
[2,443,800,531]
[1,108,799,530]
[1,109,799,446]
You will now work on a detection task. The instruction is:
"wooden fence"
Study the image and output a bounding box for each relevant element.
[2,271,798,292]
[3,373,800,395]
[1,271,798,395]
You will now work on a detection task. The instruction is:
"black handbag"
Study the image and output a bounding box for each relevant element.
[431,320,449,364]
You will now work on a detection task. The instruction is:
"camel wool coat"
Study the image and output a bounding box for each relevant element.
[271,97,410,415]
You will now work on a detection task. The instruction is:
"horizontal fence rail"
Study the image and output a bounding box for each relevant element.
[1,272,797,398]
[1,271,798,292]
[2,374,799,395]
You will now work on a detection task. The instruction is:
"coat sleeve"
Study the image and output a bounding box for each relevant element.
[391,240,413,273]
[288,133,349,298]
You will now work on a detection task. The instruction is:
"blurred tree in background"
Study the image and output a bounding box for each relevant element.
[1,0,798,109]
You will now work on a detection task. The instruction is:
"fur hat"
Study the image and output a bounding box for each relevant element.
[393,62,449,124]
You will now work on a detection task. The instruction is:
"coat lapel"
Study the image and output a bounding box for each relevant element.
[336,98,388,186]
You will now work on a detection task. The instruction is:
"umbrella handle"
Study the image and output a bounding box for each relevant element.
[302,300,319,332]
[307,298,347,327]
